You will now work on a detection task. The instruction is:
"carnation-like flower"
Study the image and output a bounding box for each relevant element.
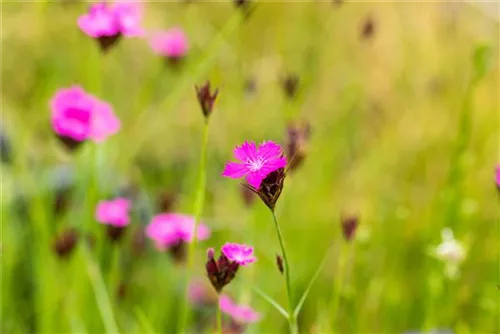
[149,28,189,59]
[78,1,143,51]
[205,244,256,293]
[146,213,211,250]
[50,86,121,148]
[429,228,466,279]
[219,294,261,324]
[222,141,287,189]
[95,198,131,227]
[221,243,256,266]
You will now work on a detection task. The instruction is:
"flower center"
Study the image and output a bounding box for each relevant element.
[246,157,265,172]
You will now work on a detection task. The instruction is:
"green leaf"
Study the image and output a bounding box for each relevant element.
[472,44,493,82]
[293,244,333,318]
[134,306,157,334]
[251,285,289,319]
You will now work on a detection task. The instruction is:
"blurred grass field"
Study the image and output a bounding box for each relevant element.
[1,1,499,333]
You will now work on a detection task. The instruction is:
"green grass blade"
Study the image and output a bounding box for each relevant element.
[134,306,156,334]
[252,285,289,319]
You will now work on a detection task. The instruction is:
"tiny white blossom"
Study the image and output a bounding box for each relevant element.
[429,228,466,279]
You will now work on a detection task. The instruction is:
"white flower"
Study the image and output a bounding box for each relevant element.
[430,228,466,279]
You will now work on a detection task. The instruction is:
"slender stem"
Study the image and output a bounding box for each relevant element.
[178,121,210,333]
[271,210,298,334]
[216,295,222,334]
[329,243,349,331]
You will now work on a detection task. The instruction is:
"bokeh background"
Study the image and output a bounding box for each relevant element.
[1,1,499,333]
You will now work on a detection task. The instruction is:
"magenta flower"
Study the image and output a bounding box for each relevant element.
[50,86,120,145]
[145,213,211,250]
[495,164,500,188]
[219,294,261,324]
[149,28,189,59]
[95,198,131,227]
[221,243,256,266]
[78,2,119,38]
[222,141,287,189]
[188,279,216,306]
[78,1,143,51]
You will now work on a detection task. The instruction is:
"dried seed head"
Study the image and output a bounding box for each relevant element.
[286,120,311,171]
[276,254,284,275]
[53,228,79,258]
[341,215,359,242]
[195,81,219,119]
[281,74,300,99]
[361,16,375,40]
[106,225,127,242]
[245,167,286,211]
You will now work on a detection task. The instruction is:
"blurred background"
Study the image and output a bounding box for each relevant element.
[1,1,499,333]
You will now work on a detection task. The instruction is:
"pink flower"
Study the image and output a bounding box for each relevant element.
[50,85,120,143]
[496,165,500,188]
[145,213,211,250]
[95,198,131,227]
[149,28,189,59]
[50,86,94,141]
[78,1,143,38]
[221,243,256,266]
[219,294,261,324]
[222,141,287,189]
[78,2,119,38]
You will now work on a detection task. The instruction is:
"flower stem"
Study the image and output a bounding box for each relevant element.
[216,295,222,334]
[178,120,210,333]
[271,210,298,334]
[329,243,349,331]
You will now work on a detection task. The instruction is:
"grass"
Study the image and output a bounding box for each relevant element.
[1,1,499,333]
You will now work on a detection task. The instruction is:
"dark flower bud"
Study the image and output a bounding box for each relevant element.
[169,241,187,264]
[158,190,177,212]
[276,254,284,275]
[117,281,127,301]
[341,214,359,242]
[244,167,286,211]
[281,74,300,99]
[97,35,122,53]
[106,225,127,242]
[53,228,79,258]
[361,16,375,40]
[195,81,219,119]
[56,135,84,152]
[286,120,311,171]
[205,249,240,293]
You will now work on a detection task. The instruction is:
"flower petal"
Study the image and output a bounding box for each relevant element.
[257,141,283,160]
[222,162,248,178]
[246,172,265,189]
[233,141,257,162]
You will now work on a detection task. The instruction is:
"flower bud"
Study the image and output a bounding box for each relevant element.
[276,254,284,275]
[341,215,359,242]
[53,228,79,259]
[195,81,218,119]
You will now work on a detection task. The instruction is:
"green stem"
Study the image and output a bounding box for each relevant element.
[271,210,298,334]
[178,121,210,333]
[216,295,222,334]
[329,243,349,331]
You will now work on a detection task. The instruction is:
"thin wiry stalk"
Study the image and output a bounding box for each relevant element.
[216,295,223,334]
[329,243,349,330]
[271,210,298,334]
[178,121,210,333]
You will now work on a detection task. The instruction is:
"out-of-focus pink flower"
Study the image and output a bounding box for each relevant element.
[111,1,144,37]
[221,243,256,266]
[50,86,94,141]
[78,2,119,38]
[222,141,287,189]
[219,294,261,324]
[188,279,217,306]
[149,28,189,59]
[95,198,131,227]
[495,164,500,188]
[145,213,211,250]
[50,85,120,143]
[78,1,143,51]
